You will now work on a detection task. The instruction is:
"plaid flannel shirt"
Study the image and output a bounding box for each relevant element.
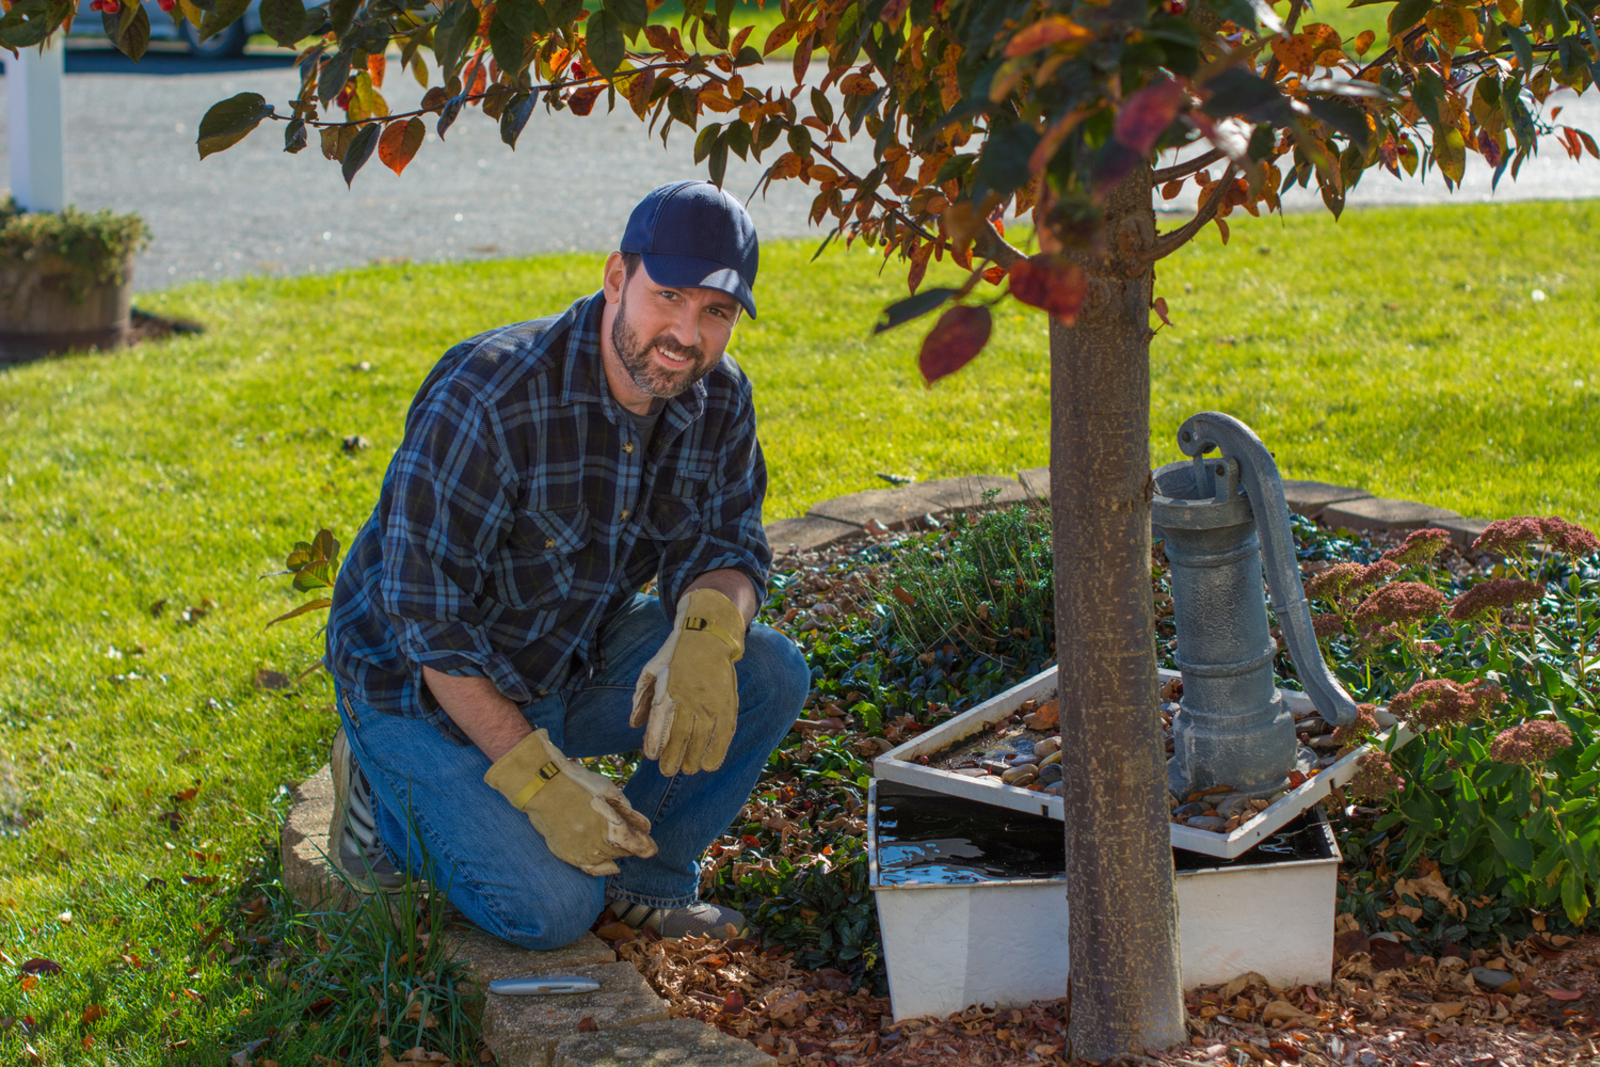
[325,291,771,741]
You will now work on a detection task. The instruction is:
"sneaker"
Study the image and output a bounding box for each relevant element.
[329,726,419,893]
[607,898,750,940]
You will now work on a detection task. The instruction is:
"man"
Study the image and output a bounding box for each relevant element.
[324,181,809,948]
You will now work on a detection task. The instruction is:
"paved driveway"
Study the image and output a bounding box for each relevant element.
[1,45,1597,290]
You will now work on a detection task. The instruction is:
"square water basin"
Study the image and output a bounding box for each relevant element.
[868,780,1341,1021]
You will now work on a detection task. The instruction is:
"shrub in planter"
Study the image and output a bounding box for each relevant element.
[0,198,150,361]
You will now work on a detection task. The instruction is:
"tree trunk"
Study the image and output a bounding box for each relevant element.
[1051,166,1187,1059]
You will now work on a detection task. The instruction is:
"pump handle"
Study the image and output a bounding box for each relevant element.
[1175,412,1362,727]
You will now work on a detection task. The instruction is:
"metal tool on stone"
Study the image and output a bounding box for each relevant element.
[1152,412,1361,800]
[488,973,602,995]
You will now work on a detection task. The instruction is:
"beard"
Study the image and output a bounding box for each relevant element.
[610,295,716,400]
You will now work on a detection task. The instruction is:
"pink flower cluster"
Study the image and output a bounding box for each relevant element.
[1446,578,1544,621]
[1346,751,1401,801]
[1353,581,1446,630]
[1312,612,1345,638]
[1473,516,1600,558]
[1388,677,1503,730]
[1305,562,1363,601]
[1382,528,1452,567]
[1331,704,1380,748]
[1489,720,1575,765]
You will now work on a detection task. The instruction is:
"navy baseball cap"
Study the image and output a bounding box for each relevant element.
[620,181,760,320]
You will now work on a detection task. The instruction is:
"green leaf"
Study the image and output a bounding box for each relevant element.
[725,120,751,159]
[811,87,834,127]
[587,7,625,77]
[694,121,724,163]
[1387,0,1429,38]
[708,132,729,187]
[284,117,309,154]
[265,597,333,629]
[610,0,647,27]
[499,90,537,148]
[318,51,353,105]
[327,0,358,37]
[106,3,150,61]
[1485,815,1534,870]
[873,287,959,335]
[489,10,530,78]
[433,0,477,82]
[197,92,275,160]
[260,0,306,46]
[496,0,536,37]
[1304,97,1370,151]
[200,0,251,42]
[311,528,339,567]
[341,123,381,187]
[1559,867,1590,925]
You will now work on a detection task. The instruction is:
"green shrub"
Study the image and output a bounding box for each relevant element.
[0,198,149,300]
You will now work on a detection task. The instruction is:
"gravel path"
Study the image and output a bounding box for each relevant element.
[1,45,1597,292]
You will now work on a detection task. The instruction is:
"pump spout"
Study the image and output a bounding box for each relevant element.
[1173,412,1361,728]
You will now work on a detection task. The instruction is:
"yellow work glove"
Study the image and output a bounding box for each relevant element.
[483,729,658,876]
[630,588,746,776]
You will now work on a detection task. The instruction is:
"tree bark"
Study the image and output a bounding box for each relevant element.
[1051,165,1187,1059]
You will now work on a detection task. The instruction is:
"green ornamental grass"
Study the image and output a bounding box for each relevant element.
[0,198,1598,1061]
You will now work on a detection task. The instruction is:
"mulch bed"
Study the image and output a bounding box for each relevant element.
[599,925,1600,1066]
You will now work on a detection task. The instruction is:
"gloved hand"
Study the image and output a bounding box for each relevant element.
[484,729,658,876]
[631,588,745,776]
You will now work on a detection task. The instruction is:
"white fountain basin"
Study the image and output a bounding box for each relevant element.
[873,665,1407,860]
[868,779,1344,1022]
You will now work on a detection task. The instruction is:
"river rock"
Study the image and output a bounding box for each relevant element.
[1186,816,1230,833]
[1034,737,1061,758]
[1470,967,1520,992]
[1215,793,1253,818]
[1039,751,1061,768]
[1038,763,1062,785]
[1173,801,1213,819]
[1001,764,1038,784]
[1044,783,1063,796]
[952,767,990,777]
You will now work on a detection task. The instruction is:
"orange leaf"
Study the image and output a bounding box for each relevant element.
[1008,255,1087,322]
[906,242,933,295]
[1354,29,1376,55]
[81,1004,108,1025]
[983,265,1007,285]
[367,53,386,89]
[1269,34,1317,77]
[1004,15,1094,58]
[1216,217,1230,244]
[1115,78,1185,155]
[20,974,37,990]
[1152,296,1172,328]
[919,305,992,385]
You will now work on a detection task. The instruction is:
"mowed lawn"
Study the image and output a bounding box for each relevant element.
[0,198,1596,1061]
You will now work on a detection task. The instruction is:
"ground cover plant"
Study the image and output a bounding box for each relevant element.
[1,201,1598,1062]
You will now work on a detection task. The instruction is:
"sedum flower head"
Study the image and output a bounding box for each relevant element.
[1305,562,1364,601]
[1353,581,1446,630]
[1387,677,1501,730]
[1347,751,1401,802]
[1489,720,1575,765]
[1472,517,1544,556]
[1446,578,1544,621]
[1331,704,1381,748]
[1355,559,1401,588]
[1312,612,1346,638]
[1540,516,1599,558]
[1382,527,1452,567]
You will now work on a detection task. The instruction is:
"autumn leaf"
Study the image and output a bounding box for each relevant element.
[367,52,386,88]
[578,1016,600,1032]
[1353,29,1376,55]
[20,958,63,975]
[1114,78,1185,155]
[918,305,992,385]
[378,118,425,176]
[81,1004,108,1025]
[568,85,606,117]
[1008,255,1088,322]
[1004,15,1093,58]
[1152,296,1172,328]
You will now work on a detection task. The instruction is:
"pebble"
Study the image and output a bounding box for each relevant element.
[1039,751,1062,768]
[951,767,990,777]
[1215,793,1253,818]
[1186,816,1230,832]
[1039,763,1062,785]
[1172,801,1213,819]
[1001,764,1039,784]
[1043,783,1064,796]
[1034,737,1062,758]
[1470,967,1520,992]
[1010,772,1039,788]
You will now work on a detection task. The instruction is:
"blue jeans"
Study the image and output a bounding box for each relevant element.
[333,593,808,950]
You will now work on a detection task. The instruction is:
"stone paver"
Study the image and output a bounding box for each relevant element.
[447,926,614,988]
[1018,465,1050,501]
[1321,496,1461,533]
[914,474,1030,513]
[482,960,671,1067]
[281,763,361,912]
[763,515,861,554]
[553,1018,775,1066]
[1438,517,1492,549]
[806,485,946,530]
[1281,480,1372,519]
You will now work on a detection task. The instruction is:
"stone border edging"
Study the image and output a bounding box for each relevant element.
[762,469,1494,554]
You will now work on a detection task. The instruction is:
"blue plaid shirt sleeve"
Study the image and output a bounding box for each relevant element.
[376,374,533,705]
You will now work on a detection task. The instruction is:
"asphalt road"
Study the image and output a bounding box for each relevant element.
[1,45,1597,291]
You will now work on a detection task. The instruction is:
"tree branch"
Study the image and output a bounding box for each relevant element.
[1142,164,1237,264]
[973,218,1027,269]
[1152,147,1224,184]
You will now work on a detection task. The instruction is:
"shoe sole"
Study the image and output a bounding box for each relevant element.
[329,724,423,895]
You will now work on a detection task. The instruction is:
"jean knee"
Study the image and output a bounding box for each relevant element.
[743,624,811,720]
[466,882,603,952]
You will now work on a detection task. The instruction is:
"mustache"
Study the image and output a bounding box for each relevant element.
[645,335,704,365]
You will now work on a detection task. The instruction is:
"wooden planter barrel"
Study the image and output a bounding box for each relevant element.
[0,252,135,363]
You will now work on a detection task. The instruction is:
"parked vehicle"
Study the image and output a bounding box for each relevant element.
[68,0,264,58]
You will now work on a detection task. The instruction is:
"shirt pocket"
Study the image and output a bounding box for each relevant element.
[503,502,592,608]
[642,493,702,543]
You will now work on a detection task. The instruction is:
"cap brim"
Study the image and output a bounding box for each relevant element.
[639,252,757,320]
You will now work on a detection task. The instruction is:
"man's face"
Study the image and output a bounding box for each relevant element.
[607,259,741,401]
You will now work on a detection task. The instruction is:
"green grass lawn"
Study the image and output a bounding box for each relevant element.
[1,198,1597,1062]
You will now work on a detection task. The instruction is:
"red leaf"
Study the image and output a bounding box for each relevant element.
[378,118,425,177]
[568,85,606,117]
[1008,255,1087,322]
[1542,987,1584,1001]
[1115,78,1186,155]
[20,958,63,975]
[906,243,932,295]
[1216,217,1230,245]
[918,305,992,384]
[578,1016,600,1032]
[723,991,745,1013]
[304,995,337,1017]
[982,265,1007,285]
[1152,296,1172,328]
